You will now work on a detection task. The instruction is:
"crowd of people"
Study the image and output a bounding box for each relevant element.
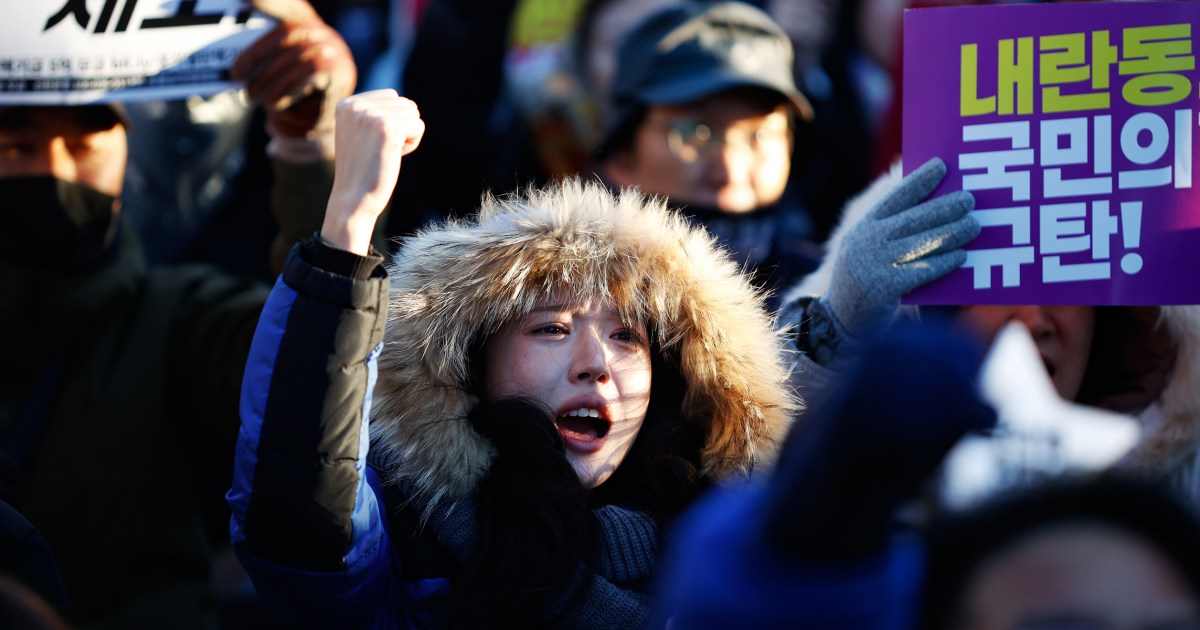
[3,0,1200,628]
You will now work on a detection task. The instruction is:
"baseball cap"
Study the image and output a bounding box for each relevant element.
[603,1,813,150]
[0,102,130,129]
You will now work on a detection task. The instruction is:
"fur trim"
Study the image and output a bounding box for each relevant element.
[786,161,1200,479]
[368,178,799,515]
[782,161,904,303]
[1123,305,1200,472]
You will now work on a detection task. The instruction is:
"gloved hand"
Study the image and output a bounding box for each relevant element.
[232,0,357,161]
[823,157,979,340]
[441,398,598,626]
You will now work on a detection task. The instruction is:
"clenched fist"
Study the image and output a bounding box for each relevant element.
[321,91,426,255]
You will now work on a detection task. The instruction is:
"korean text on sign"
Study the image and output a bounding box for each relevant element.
[903,3,1200,305]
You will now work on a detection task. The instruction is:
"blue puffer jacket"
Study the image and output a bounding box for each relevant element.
[227,241,444,628]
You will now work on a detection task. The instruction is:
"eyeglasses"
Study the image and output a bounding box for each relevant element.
[647,114,790,164]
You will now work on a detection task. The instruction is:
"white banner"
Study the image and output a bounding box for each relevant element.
[0,0,273,104]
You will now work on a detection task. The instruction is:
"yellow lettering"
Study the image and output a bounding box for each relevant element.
[1121,24,1194,74]
[1092,30,1117,90]
[1123,73,1192,105]
[999,37,1034,115]
[961,43,995,116]
[1040,32,1109,113]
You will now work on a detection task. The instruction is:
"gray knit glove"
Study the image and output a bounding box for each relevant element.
[822,157,979,339]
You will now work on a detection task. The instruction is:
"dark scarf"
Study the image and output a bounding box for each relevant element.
[682,203,821,307]
[405,480,658,628]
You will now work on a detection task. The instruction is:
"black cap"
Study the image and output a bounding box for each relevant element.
[604,1,813,149]
[0,102,130,129]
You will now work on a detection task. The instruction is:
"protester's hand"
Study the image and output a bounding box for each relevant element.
[822,157,979,340]
[321,91,424,255]
[232,0,356,147]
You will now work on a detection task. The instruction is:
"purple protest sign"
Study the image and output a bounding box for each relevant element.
[903,2,1200,305]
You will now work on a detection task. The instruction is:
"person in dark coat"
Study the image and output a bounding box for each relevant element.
[0,1,354,624]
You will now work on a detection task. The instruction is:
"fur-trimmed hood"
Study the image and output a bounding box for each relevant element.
[368,178,799,512]
[788,163,1200,478]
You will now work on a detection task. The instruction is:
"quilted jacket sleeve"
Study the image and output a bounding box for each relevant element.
[226,240,417,627]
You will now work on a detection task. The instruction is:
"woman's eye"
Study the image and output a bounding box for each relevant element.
[534,324,569,335]
[612,329,645,345]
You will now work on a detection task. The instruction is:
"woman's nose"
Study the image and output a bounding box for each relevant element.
[571,333,610,384]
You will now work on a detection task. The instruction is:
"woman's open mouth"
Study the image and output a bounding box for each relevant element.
[1039,353,1057,380]
[555,407,611,453]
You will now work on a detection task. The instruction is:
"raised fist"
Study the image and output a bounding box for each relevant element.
[321,91,425,255]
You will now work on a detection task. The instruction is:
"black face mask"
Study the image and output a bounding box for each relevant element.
[0,176,117,271]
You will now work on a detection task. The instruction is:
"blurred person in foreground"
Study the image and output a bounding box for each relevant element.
[923,475,1200,630]
[655,319,995,628]
[655,319,1200,629]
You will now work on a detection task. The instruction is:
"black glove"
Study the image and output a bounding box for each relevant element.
[449,397,597,627]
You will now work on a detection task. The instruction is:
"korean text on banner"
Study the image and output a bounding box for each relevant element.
[0,0,273,104]
[903,2,1200,305]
